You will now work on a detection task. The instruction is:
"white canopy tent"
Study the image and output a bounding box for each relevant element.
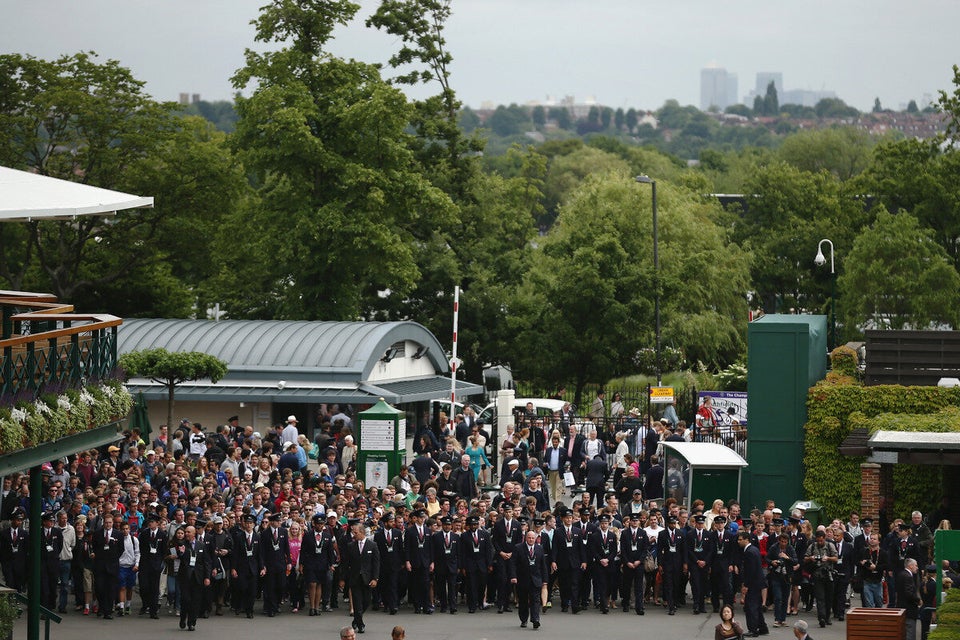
[0,166,153,221]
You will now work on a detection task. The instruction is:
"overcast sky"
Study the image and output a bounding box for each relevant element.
[1,0,957,112]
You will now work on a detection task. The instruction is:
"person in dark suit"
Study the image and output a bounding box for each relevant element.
[431,515,460,613]
[459,515,493,613]
[896,558,921,640]
[301,514,338,616]
[658,515,686,615]
[492,502,523,613]
[404,508,434,614]
[38,511,64,611]
[739,530,770,637]
[686,514,715,614]
[643,455,664,500]
[588,514,619,613]
[0,508,29,592]
[231,514,264,618]
[340,520,380,634]
[176,524,211,630]
[92,512,123,620]
[260,512,290,617]
[584,454,608,510]
[563,426,586,486]
[619,512,648,614]
[710,515,735,612]
[138,513,167,619]
[542,433,568,502]
[373,512,403,615]
[831,525,855,621]
[551,508,586,613]
[510,529,548,629]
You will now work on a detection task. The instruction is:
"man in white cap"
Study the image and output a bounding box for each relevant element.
[282,416,299,444]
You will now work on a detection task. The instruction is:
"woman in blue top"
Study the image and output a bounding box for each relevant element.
[465,435,491,482]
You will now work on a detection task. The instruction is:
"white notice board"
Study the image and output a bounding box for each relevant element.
[361,418,395,450]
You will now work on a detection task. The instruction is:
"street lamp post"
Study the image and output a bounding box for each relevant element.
[636,175,661,387]
[814,238,836,350]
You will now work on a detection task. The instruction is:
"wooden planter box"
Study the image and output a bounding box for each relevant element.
[847,607,906,640]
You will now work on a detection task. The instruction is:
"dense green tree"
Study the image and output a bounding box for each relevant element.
[839,208,960,332]
[531,105,546,127]
[873,97,883,113]
[601,106,613,130]
[510,174,749,401]
[614,107,625,131]
[939,64,960,141]
[764,81,779,115]
[227,0,456,319]
[725,103,753,118]
[906,99,919,114]
[753,95,765,116]
[814,97,860,119]
[542,146,630,219]
[487,104,530,136]
[0,52,243,316]
[777,127,874,179]
[458,106,480,132]
[779,103,818,119]
[548,106,572,130]
[625,107,638,133]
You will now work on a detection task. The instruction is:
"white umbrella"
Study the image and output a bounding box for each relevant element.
[0,166,153,221]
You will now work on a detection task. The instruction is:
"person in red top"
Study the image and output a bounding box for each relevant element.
[696,396,717,441]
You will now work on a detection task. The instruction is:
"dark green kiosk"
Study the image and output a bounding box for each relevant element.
[660,442,748,507]
[357,398,406,490]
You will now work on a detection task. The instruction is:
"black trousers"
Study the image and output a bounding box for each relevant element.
[40,563,58,610]
[495,558,513,607]
[139,565,162,614]
[621,565,645,611]
[464,569,485,611]
[517,584,541,624]
[661,564,681,611]
[95,568,118,614]
[435,570,458,611]
[813,575,833,623]
[744,585,767,633]
[591,563,616,610]
[263,568,284,614]
[710,565,732,610]
[379,566,399,611]
[690,563,709,611]
[557,567,580,609]
[234,573,257,614]
[833,576,849,618]
[409,566,430,611]
[179,577,203,627]
[349,584,371,629]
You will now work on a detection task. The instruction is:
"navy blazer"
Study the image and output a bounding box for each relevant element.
[740,543,766,590]
[510,542,549,588]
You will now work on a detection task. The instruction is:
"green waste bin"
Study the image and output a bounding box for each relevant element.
[790,500,825,528]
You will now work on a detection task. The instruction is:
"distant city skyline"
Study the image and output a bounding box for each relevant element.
[0,0,956,114]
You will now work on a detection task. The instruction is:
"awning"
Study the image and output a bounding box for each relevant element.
[862,430,960,465]
[126,374,483,405]
[0,166,153,221]
[362,375,483,403]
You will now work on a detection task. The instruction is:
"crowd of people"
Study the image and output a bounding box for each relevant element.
[0,408,955,640]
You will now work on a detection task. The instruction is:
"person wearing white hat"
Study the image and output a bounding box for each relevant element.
[281,416,299,445]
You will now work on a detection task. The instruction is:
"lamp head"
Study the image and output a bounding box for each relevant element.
[814,250,826,266]
[635,175,654,184]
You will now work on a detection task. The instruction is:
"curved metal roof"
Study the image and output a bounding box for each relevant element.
[118,318,449,379]
[661,442,748,467]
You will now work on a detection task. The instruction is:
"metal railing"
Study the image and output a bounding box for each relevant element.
[0,290,121,400]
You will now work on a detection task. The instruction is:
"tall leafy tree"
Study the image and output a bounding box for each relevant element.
[839,208,960,332]
[227,0,456,319]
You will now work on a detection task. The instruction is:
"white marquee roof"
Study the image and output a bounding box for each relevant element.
[661,441,748,467]
[0,166,153,221]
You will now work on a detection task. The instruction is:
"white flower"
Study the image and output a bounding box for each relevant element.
[79,391,96,406]
[36,402,52,416]
[58,395,73,411]
[101,384,115,398]
[11,408,28,423]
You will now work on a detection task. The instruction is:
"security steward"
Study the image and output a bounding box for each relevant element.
[404,508,434,614]
[551,508,586,613]
[260,512,290,617]
[301,513,337,616]
[588,514,618,613]
[139,513,167,619]
[459,515,493,613]
[710,515,734,612]
[619,511,648,615]
[231,514,264,618]
[687,513,715,614]
[432,515,460,614]
[658,514,687,615]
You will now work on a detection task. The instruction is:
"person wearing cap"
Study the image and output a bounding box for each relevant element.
[459,514,493,613]
[260,512,291,616]
[686,513,714,615]
[492,501,523,614]
[281,416,299,446]
[140,513,167,618]
[404,508,434,613]
[231,514,264,618]
[587,513,618,613]
[619,512,648,615]
[431,515,460,613]
[509,529,547,629]
[709,515,735,613]
[657,514,686,615]
[340,519,380,634]
[804,528,838,628]
[888,520,921,607]
[301,514,337,616]
[175,525,211,631]
[551,508,586,613]
[37,511,64,610]
[374,512,404,615]
[207,515,233,616]
[188,423,207,462]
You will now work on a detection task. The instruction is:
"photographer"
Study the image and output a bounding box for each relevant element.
[766,531,798,627]
[804,528,838,628]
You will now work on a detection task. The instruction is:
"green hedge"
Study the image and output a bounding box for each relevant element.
[803,383,960,520]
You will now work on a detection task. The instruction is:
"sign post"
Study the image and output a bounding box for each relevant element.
[357,398,406,489]
[649,386,675,404]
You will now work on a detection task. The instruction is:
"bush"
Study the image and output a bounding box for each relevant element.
[829,345,859,377]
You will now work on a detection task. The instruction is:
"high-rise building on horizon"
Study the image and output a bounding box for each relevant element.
[700,63,737,111]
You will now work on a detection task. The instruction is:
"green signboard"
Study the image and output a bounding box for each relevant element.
[357,398,406,489]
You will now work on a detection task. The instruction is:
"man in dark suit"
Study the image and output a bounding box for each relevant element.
[301,514,338,616]
[687,514,715,614]
[739,530,770,638]
[451,455,478,501]
[658,514,686,615]
[542,432,568,502]
[584,454,608,510]
[510,529,548,629]
[341,520,380,634]
[832,525,855,621]
[404,508,434,613]
[896,558,921,640]
[231,514,264,618]
[92,512,123,620]
[138,513,167,619]
[619,512,648,614]
[459,515,493,613]
[563,425,586,486]
[431,515,460,613]
[260,512,290,617]
[176,524,211,630]
[551,508,586,613]
[38,511,64,611]
[644,455,664,500]
[588,514,619,613]
[492,502,523,613]
[710,515,735,612]
[373,512,403,615]
[0,508,29,592]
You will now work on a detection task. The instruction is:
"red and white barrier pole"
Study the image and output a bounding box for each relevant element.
[450,286,460,414]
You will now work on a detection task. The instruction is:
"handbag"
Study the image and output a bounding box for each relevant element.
[644,552,658,572]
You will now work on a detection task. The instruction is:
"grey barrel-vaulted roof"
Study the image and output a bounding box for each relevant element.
[118,318,450,381]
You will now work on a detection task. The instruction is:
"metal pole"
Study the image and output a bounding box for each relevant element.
[830,272,837,350]
[449,286,460,411]
[652,181,661,387]
[29,465,42,640]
